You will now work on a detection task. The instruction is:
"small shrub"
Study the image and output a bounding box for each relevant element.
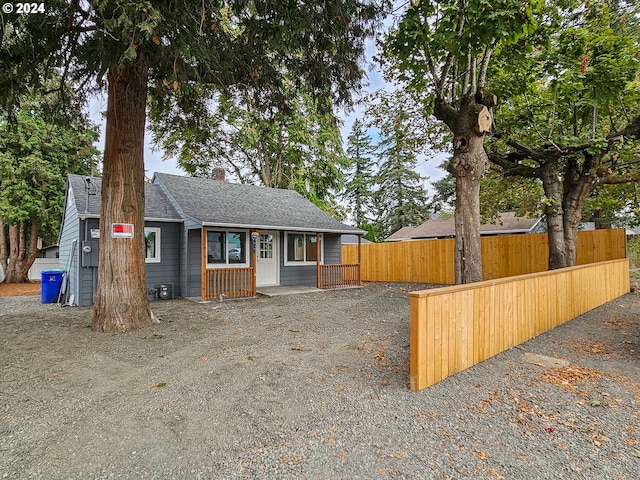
[628,235,640,269]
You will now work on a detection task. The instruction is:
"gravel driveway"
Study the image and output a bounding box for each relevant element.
[1,282,638,479]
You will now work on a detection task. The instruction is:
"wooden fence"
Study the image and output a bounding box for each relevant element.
[203,268,255,301]
[408,259,630,392]
[342,229,627,284]
[318,264,361,289]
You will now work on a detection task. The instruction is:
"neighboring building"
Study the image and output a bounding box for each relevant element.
[340,234,372,245]
[39,245,60,259]
[58,173,363,306]
[387,212,543,241]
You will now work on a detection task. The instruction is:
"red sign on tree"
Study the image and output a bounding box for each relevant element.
[111,223,134,238]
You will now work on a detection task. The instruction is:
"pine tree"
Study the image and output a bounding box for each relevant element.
[374,120,429,238]
[343,118,376,228]
[366,91,430,239]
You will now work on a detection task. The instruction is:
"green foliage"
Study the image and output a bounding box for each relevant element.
[0,88,100,244]
[367,91,430,238]
[628,235,640,268]
[384,0,543,102]
[430,168,544,222]
[152,84,348,218]
[583,182,640,228]
[343,118,377,225]
[479,169,544,222]
[490,0,640,146]
[2,1,385,114]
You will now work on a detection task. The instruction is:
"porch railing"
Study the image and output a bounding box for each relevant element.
[203,267,255,300]
[318,264,361,289]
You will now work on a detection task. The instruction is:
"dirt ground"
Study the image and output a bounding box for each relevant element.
[0,282,41,297]
[1,282,639,479]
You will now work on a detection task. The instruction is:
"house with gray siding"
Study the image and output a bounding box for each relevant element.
[59,173,363,305]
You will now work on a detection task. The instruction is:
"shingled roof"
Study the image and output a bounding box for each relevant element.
[67,174,182,221]
[153,173,362,234]
[387,212,542,241]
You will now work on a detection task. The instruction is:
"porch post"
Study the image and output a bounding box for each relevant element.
[357,234,362,286]
[201,227,207,301]
[316,232,321,288]
[251,231,258,296]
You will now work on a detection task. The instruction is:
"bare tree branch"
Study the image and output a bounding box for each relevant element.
[478,46,493,88]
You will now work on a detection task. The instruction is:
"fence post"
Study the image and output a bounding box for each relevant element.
[251,231,258,296]
[316,233,321,288]
[409,294,428,392]
[201,227,207,301]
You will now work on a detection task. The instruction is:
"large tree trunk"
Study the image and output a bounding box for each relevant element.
[92,55,152,332]
[0,220,7,282]
[540,161,567,270]
[2,221,39,283]
[562,154,599,267]
[442,95,491,284]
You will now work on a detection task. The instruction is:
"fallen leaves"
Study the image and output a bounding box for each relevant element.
[536,365,604,392]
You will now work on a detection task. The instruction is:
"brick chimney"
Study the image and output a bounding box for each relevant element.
[211,167,226,182]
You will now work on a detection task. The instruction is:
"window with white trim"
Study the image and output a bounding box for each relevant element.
[285,233,322,265]
[144,228,161,263]
[206,230,248,266]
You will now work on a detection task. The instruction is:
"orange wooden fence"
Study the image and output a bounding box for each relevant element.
[342,229,627,284]
[408,259,630,392]
[203,268,256,300]
[318,264,361,289]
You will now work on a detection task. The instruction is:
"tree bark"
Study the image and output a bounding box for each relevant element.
[443,95,490,284]
[2,221,39,283]
[539,161,567,270]
[0,220,7,282]
[92,54,152,332]
[562,155,599,266]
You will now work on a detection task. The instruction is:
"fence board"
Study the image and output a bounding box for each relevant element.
[343,229,627,284]
[409,259,630,392]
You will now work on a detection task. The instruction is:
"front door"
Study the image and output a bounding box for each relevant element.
[256,231,278,286]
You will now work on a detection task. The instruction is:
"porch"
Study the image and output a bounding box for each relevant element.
[200,232,363,301]
[201,263,362,301]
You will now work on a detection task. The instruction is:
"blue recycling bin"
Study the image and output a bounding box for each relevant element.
[41,270,64,304]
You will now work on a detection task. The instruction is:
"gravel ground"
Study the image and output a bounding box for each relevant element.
[1,282,638,479]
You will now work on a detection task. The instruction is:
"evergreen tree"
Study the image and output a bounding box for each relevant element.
[343,118,377,228]
[0,88,100,283]
[365,90,430,239]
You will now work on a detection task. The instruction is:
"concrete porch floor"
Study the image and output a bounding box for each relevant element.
[256,285,324,297]
[187,284,362,303]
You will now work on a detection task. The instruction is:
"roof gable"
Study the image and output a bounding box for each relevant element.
[153,173,362,234]
[387,212,542,240]
[67,174,182,221]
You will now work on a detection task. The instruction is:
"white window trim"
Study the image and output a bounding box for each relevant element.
[144,227,161,263]
[206,229,250,268]
[284,232,323,266]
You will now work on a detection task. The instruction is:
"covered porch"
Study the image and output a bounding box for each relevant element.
[200,230,362,301]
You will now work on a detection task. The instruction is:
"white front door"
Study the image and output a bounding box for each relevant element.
[256,232,278,286]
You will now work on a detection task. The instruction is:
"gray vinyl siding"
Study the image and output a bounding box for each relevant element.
[145,221,182,300]
[63,215,183,305]
[323,234,341,264]
[58,191,81,304]
[78,218,100,306]
[278,233,341,287]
